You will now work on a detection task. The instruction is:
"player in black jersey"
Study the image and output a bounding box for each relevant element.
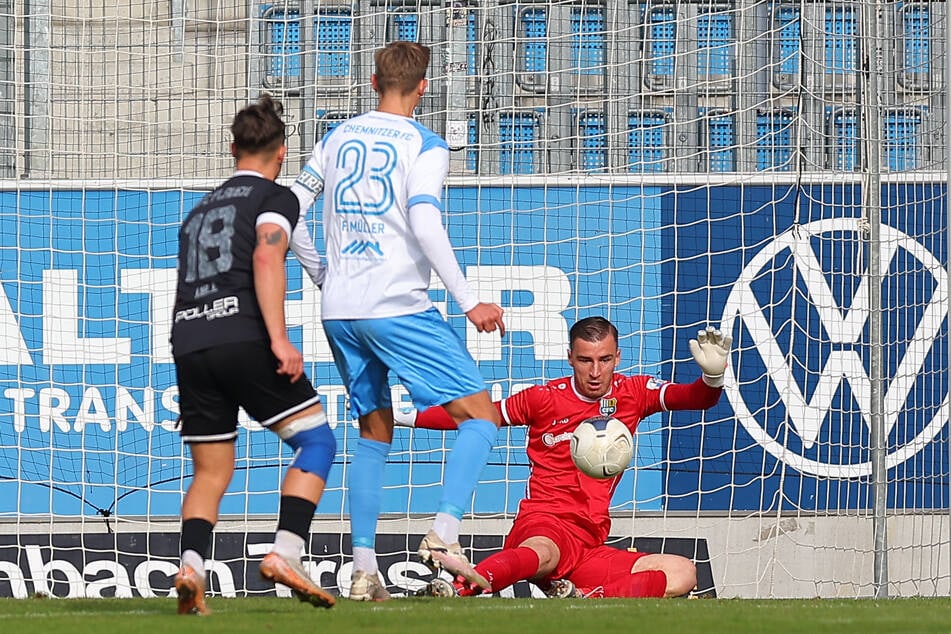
[171,94,336,614]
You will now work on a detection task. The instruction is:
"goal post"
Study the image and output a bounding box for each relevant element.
[0,0,949,599]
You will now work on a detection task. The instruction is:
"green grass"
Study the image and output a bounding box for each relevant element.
[1,596,950,634]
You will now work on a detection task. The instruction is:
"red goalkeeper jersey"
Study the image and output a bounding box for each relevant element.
[413,374,721,545]
[502,374,670,544]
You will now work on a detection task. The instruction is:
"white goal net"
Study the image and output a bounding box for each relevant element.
[0,0,948,599]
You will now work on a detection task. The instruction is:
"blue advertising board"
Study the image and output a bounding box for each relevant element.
[665,184,949,511]
[2,183,946,517]
[0,185,664,517]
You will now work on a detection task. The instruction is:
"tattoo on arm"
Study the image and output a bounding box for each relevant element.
[257,229,285,246]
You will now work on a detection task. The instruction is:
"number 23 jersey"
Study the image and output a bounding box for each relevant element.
[171,172,300,357]
[295,110,450,320]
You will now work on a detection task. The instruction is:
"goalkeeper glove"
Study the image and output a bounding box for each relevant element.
[689,326,732,388]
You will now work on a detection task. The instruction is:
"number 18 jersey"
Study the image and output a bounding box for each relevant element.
[171,172,300,357]
[294,110,450,320]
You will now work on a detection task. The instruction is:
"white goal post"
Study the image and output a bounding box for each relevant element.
[0,0,949,599]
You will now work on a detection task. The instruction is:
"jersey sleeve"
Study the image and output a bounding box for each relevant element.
[257,186,300,238]
[407,202,479,313]
[405,137,479,312]
[498,385,546,427]
[290,214,326,287]
[290,141,326,215]
[626,375,666,419]
[413,406,458,431]
[625,374,722,417]
[406,139,449,211]
[660,377,722,411]
[286,142,327,287]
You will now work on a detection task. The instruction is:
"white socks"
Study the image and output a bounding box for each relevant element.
[181,549,204,574]
[432,512,461,545]
[271,529,305,560]
[352,546,378,575]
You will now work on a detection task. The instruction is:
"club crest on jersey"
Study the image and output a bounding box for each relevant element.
[599,398,617,416]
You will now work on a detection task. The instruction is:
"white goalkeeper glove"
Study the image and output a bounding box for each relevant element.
[688,326,732,388]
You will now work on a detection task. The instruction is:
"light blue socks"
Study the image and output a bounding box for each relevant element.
[348,437,390,551]
[437,418,498,520]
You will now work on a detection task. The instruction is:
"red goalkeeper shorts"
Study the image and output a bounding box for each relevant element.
[504,512,653,597]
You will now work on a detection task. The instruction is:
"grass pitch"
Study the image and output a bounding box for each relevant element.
[1,595,949,634]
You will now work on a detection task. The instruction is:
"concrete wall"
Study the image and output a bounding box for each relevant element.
[23,0,257,179]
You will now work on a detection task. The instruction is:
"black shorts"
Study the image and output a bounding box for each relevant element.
[174,340,321,443]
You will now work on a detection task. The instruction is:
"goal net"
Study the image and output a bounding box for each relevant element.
[0,0,948,599]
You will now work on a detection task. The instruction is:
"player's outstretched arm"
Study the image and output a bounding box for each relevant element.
[408,201,505,335]
[393,401,509,430]
[688,326,733,388]
[405,141,505,336]
[660,326,732,412]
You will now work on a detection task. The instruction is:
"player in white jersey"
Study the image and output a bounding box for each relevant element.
[290,41,505,601]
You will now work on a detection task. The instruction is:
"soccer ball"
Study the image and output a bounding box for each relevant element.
[570,416,634,479]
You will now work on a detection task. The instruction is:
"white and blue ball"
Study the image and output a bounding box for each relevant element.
[570,416,633,479]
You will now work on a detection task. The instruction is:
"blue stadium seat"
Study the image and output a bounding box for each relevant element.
[756,109,794,171]
[825,6,857,75]
[698,7,733,81]
[628,111,667,173]
[316,8,352,79]
[773,4,801,83]
[577,111,607,172]
[645,6,676,86]
[571,7,605,76]
[828,108,859,171]
[499,112,540,175]
[264,8,302,82]
[705,111,736,172]
[885,108,923,171]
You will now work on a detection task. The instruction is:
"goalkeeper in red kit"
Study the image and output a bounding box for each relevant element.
[395,316,731,599]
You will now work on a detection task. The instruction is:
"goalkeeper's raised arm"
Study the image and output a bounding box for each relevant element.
[689,325,732,388]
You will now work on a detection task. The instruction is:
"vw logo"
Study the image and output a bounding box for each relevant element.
[721,218,948,478]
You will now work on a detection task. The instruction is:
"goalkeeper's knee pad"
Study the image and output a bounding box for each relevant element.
[277,412,336,481]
